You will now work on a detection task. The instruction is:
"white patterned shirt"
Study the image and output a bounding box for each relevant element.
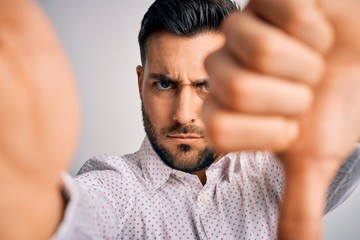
[53,137,360,240]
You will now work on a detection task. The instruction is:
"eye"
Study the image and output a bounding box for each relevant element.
[197,81,210,93]
[203,82,210,92]
[155,80,174,90]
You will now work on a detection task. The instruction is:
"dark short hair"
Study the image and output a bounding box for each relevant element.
[138,0,240,65]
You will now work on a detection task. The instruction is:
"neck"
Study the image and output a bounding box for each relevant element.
[193,169,207,185]
[193,152,227,185]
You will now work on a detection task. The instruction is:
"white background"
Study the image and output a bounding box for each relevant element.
[37,1,360,239]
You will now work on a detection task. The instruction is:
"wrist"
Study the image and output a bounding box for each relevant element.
[281,153,341,185]
[277,155,341,240]
[0,168,64,240]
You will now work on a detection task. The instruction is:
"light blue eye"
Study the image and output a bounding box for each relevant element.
[203,82,210,92]
[196,82,210,94]
[157,80,172,90]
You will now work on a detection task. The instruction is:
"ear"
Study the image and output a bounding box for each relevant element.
[136,65,143,100]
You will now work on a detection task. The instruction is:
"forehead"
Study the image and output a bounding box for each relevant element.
[144,31,225,79]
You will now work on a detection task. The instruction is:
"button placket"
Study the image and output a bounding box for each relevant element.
[199,194,209,205]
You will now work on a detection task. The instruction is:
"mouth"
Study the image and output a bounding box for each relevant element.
[167,134,203,143]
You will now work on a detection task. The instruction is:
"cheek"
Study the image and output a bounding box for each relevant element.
[142,93,174,129]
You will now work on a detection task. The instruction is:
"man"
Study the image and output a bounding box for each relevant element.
[0,0,360,240]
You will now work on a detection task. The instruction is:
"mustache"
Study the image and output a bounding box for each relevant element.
[161,122,204,136]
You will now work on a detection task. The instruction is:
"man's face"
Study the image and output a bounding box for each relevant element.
[137,31,225,173]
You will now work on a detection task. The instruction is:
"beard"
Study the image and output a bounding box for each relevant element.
[141,102,216,173]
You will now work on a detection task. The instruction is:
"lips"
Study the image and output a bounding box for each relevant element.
[167,134,203,139]
[167,134,203,143]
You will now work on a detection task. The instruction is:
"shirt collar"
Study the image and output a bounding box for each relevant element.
[206,152,237,183]
[137,137,240,188]
[138,137,173,190]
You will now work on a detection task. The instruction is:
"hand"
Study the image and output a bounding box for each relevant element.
[204,0,332,153]
[203,0,360,239]
[0,1,80,239]
[279,1,360,239]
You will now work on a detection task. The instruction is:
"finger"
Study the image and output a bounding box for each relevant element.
[206,50,314,116]
[221,11,325,86]
[247,0,334,54]
[321,0,360,52]
[0,1,81,173]
[202,99,299,152]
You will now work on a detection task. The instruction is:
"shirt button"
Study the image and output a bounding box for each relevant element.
[199,195,209,204]
[174,172,185,178]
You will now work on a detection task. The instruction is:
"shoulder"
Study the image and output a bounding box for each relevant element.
[231,151,283,176]
[230,151,285,195]
[77,153,141,175]
[75,152,144,192]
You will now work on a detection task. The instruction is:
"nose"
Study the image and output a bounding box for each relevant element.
[172,87,198,124]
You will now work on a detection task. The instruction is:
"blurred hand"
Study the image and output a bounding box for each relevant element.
[204,0,360,239]
[0,0,80,186]
[0,1,80,239]
[204,0,332,152]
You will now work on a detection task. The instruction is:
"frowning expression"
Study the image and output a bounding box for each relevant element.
[137,31,224,172]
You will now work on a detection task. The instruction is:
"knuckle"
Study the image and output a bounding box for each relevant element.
[285,9,334,54]
[248,35,280,72]
[221,12,243,34]
[204,50,226,79]
[206,111,243,152]
[204,51,217,74]
[206,113,228,149]
[272,129,294,152]
[308,55,325,86]
[320,23,334,54]
[287,10,314,30]
[228,78,254,110]
[300,87,314,113]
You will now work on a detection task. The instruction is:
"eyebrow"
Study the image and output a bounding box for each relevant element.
[149,73,208,85]
[149,73,181,84]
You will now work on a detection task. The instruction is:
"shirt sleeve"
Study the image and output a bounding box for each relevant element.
[51,173,119,240]
[325,144,360,213]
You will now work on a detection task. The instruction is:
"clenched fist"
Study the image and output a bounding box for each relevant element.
[203,0,360,239]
